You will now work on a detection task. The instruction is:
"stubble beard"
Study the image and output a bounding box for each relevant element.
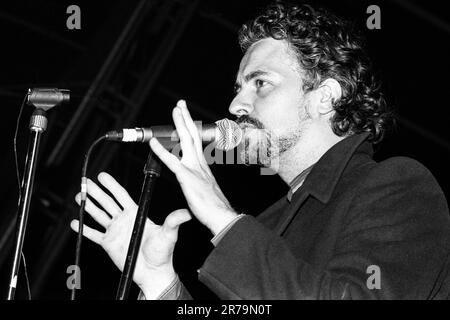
[237,108,310,169]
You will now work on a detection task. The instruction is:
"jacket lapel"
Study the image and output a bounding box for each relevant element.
[274,133,372,236]
[275,188,311,236]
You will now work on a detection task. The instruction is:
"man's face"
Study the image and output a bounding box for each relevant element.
[229,38,311,168]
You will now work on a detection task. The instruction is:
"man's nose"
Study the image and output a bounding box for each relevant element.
[228,94,254,117]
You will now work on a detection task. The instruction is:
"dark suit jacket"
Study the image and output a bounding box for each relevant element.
[188,133,450,299]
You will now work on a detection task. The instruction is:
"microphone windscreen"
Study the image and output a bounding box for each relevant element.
[214,119,242,151]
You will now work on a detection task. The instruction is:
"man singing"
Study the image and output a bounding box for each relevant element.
[70,2,450,299]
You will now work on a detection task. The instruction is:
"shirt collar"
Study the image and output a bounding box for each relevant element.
[286,164,315,202]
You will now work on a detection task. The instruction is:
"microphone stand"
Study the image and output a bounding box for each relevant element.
[116,148,162,300]
[7,108,48,300]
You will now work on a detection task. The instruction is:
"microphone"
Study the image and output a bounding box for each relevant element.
[105,118,243,151]
[27,88,70,110]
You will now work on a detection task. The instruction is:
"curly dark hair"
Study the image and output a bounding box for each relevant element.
[238,1,393,143]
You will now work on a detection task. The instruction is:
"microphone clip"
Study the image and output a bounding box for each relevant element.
[27,88,70,110]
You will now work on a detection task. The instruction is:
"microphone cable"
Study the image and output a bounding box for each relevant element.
[70,135,106,300]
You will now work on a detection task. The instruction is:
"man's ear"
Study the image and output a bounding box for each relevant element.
[317,78,342,116]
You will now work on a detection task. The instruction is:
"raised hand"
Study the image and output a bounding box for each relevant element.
[70,172,191,298]
[149,100,238,236]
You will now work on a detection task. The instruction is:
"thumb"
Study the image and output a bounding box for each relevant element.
[162,209,192,241]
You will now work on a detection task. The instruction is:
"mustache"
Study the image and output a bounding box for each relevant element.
[235,115,265,130]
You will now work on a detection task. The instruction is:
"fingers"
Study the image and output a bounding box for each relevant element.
[177,101,203,154]
[70,219,104,245]
[97,172,136,210]
[151,100,209,170]
[150,137,181,174]
[75,193,111,229]
[172,103,196,163]
[162,209,192,242]
[85,178,122,217]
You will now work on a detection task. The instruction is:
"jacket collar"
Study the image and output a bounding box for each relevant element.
[299,132,373,204]
[274,132,373,235]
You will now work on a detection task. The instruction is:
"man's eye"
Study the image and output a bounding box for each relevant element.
[255,79,267,88]
[234,84,241,94]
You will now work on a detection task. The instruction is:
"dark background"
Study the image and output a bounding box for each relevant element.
[0,0,449,299]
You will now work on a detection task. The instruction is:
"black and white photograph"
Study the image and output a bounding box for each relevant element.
[0,0,449,306]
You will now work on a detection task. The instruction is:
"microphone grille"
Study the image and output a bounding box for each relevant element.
[214,119,243,151]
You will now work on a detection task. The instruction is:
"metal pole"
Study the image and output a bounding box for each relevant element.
[116,150,162,300]
[7,109,47,300]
